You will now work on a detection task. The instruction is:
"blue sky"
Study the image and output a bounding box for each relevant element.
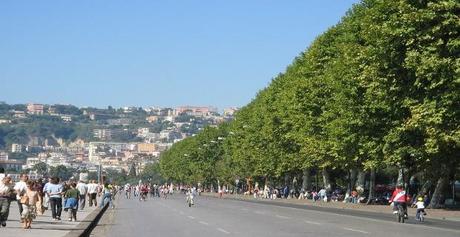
[0,0,359,109]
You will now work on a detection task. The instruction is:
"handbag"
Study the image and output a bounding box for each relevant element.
[20,194,29,204]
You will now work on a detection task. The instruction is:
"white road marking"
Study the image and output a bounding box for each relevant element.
[254,211,266,215]
[199,221,210,226]
[241,208,249,211]
[217,228,230,234]
[304,220,321,225]
[343,228,369,234]
[275,214,290,219]
[187,216,196,219]
[179,211,185,215]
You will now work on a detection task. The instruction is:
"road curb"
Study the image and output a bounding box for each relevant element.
[65,202,109,237]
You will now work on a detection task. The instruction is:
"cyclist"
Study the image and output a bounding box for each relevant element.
[390,185,408,218]
[186,187,196,206]
[415,197,426,220]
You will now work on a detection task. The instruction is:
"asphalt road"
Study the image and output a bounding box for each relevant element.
[102,193,460,237]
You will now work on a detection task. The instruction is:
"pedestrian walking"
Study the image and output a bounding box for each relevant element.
[76,179,88,210]
[100,183,114,209]
[42,177,51,212]
[13,174,28,223]
[21,180,38,229]
[46,177,63,221]
[0,176,13,227]
[34,179,45,215]
[64,182,80,222]
[87,180,98,207]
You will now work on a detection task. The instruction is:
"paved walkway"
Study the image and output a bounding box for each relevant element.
[1,200,102,237]
[94,193,460,237]
[204,193,460,222]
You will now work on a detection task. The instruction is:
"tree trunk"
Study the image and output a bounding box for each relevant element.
[429,176,448,209]
[416,180,432,198]
[302,168,312,191]
[355,170,366,196]
[322,168,332,192]
[367,168,376,205]
[284,174,290,186]
[345,168,358,200]
[397,168,404,186]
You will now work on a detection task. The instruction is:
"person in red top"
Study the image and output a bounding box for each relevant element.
[390,185,408,218]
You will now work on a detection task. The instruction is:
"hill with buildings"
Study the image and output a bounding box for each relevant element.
[0,102,237,181]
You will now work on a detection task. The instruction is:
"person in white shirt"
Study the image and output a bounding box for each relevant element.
[87,180,98,207]
[76,180,88,210]
[13,174,28,222]
[415,197,426,220]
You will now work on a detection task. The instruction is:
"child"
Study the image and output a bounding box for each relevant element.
[415,197,426,220]
[22,180,39,229]
[64,183,80,222]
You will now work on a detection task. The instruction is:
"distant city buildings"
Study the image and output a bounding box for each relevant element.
[0,119,11,124]
[61,115,72,122]
[137,143,157,155]
[146,115,159,123]
[11,143,23,153]
[0,159,23,171]
[0,151,8,161]
[13,110,26,118]
[93,129,113,140]
[27,103,44,115]
[174,106,218,117]
[224,107,239,117]
[25,157,40,169]
[0,102,236,175]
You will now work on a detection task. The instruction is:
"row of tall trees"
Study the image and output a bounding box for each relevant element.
[159,0,459,208]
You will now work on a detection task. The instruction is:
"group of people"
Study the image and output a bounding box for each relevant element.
[0,170,117,230]
[123,183,174,201]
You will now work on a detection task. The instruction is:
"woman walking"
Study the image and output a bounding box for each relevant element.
[100,183,114,209]
[21,180,38,229]
[64,182,80,222]
[34,179,45,215]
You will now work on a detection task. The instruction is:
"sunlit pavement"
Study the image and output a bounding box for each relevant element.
[98,194,460,237]
[1,200,100,237]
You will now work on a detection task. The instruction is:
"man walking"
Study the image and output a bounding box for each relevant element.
[76,179,88,210]
[0,176,13,227]
[87,180,98,207]
[13,174,28,223]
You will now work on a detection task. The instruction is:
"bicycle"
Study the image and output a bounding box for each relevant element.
[397,204,405,223]
[415,209,425,222]
[186,195,194,207]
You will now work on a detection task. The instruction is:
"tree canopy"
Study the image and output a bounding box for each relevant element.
[159,0,459,207]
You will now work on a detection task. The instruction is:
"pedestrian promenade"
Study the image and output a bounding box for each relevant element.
[1,200,102,237]
[203,192,460,222]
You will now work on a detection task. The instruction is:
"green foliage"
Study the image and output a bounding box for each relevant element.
[52,104,82,115]
[160,124,229,185]
[49,165,76,180]
[33,162,48,176]
[159,0,460,192]
[138,163,164,184]
[105,168,129,185]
